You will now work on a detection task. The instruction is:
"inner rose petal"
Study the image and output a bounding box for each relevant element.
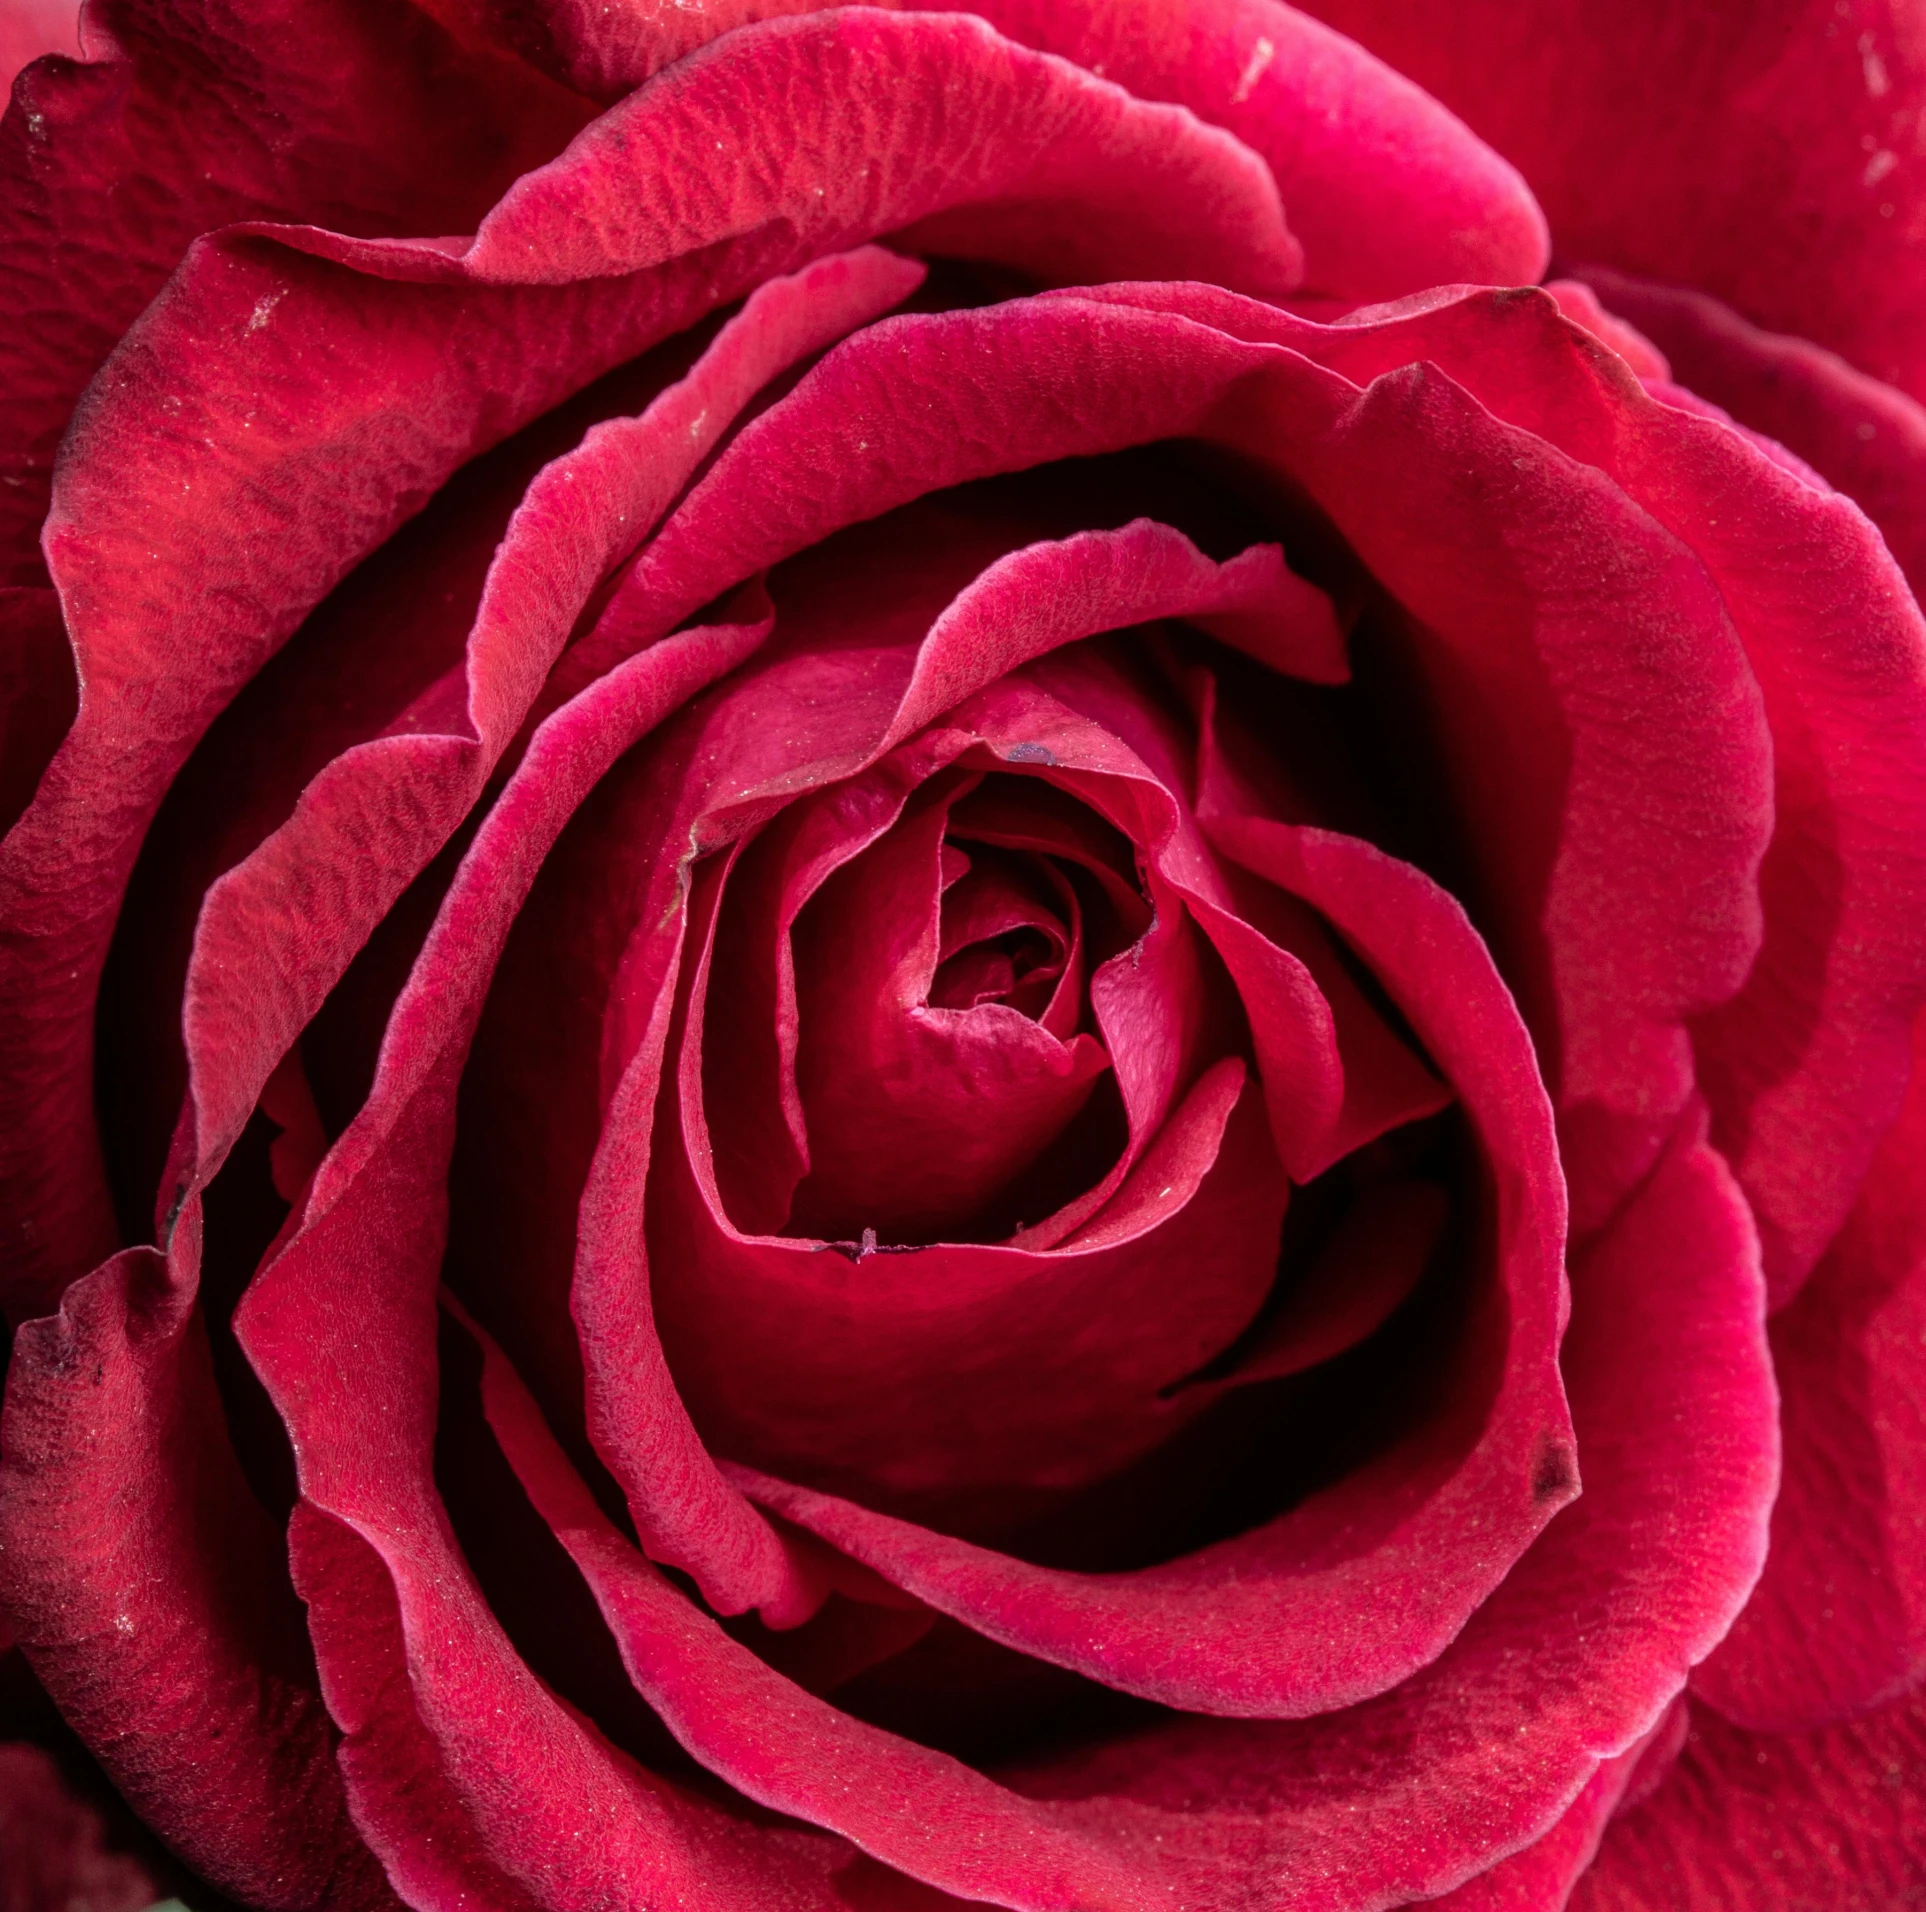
[782,773,1113,1245]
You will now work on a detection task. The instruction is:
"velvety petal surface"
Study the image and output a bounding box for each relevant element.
[1412,1710,1675,1912]
[1300,0,1926,405]
[1577,263,1926,592]
[731,817,1573,1719]
[0,1250,398,1907]
[464,9,1302,297]
[977,1120,1773,1909]
[0,0,587,582]
[1570,1691,1926,1912]
[514,0,1545,297]
[1691,1007,1926,1731]
[230,610,866,1908]
[1087,275,1926,1294]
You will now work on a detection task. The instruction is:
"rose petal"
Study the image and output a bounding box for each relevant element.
[459,1298,1177,1912]
[732,824,1573,1720]
[1576,263,1926,593]
[780,777,1111,1244]
[230,614,828,1905]
[988,1121,1772,1910]
[661,826,1283,1508]
[0,0,586,581]
[1085,276,1926,1295]
[1298,0,1926,406]
[0,1249,397,1907]
[1690,1006,1926,1731]
[463,10,1301,298]
[516,0,1545,296]
[0,0,79,92]
[0,587,72,840]
[569,492,1364,1611]
[1415,1710,1670,1912]
[0,227,902,1318]
[1570,1690,1926,1912]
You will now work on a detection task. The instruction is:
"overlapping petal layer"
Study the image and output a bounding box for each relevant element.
[1572,1691,1926,1912]
[1300,0,1926,405]
[2,10,1913,1906]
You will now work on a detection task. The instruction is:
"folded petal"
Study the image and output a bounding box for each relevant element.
[1570,1690,1926,1912]
[986,1122,1772,1911]
[0,0,587,581]
[517,0,1545,295]
[1576,264,1926,593]
[1299,0,1926,406]
[465,10,1301,297]
[732,824,1572,1720]
[0,1249,397,1907]
[1691,1007,1926,1730]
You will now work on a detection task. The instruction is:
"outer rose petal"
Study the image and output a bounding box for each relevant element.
[0,253,919,1900]
[0,229,788,1314]
[1414,1707,1679,1912]
[462,10,1301,296]
[1575,264,1926,593]
[0,1,78,91]
[1570,1692,1926,1911]
[1086,277,1926,1295]
[512,0,1546,296]
[1691,1006,1926,1731]
[232,614,861,1908]
[0,0,588,581]
[0,1250,398,1907]
[1299,0,1926,406]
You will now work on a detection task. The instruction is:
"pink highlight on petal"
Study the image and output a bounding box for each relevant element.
[1692,1008,1926,1731]
[1573,1690,1926,1912]
[730,822,1571,1720]
[520,0,1546,296]
[459,1297,1174,1912]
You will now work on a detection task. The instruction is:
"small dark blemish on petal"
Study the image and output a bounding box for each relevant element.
[1533,1438,1578,1505]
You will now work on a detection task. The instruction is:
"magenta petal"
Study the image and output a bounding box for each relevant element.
[991,1124,1772,1910]
[0,1250,395,1908]
[0,231,906,1318]
[463,1301,1176,1912]
[1571,1691,1926,1912]
[0,587,72,842]
[665,945,1283,1508]
[1299,0,1926,406]
[783,780,1110,1243]
[1417,1712,1670,1912]
[174,246,920,1226]
[226,613,834,1902]
[0,1,79,91]
[517,0,1544,297]
[1691,1009,1926,1731]
[730,825,1572,1720]
[0,0,585,582]
[284,1494,847,1911]
[0,1740,157,1912]
[1577,263,1926,595]
[467,10,1300,297]
[1102,276,1926,1294]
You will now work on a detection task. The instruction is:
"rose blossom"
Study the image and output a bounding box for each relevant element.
[0,2,1922,1909]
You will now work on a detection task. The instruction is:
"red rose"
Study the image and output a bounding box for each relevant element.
[0,3,1921,1909]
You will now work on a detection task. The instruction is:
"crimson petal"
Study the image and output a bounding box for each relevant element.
[732,823,1573,1719]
